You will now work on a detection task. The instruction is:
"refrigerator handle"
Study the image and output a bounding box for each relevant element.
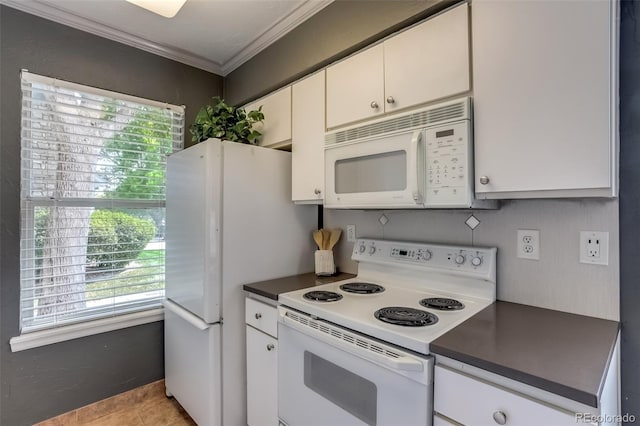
[164,299,212,330]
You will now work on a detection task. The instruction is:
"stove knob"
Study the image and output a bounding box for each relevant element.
[471,256,483,266]
[358,244,366,253]
[423,250,432,261]
[455,254,465,265]
[368,246,376,254]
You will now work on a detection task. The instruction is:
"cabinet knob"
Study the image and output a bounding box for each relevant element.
[314,188,322,195]
[266,344,275,351]
[479,176,490,185]
[254,313,262,320]
[370,101,379,109]
[492,411,507,425]
[386,96,395,104]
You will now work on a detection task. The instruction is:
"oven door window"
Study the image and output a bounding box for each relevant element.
[334,151,406,194]
[304,351,377,426]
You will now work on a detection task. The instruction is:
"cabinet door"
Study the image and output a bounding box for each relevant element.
[384,3,470,113]
[245,86,292,148]
[292,71,325,203]
[435,366,580,426]
[472,0,615,198]
[326,44,384,129]
[246,326,278,426]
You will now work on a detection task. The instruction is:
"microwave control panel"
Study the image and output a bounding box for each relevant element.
[424,121,471,206]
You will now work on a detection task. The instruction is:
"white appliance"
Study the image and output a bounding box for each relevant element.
[278,238,497,426]
[164,138,316,426]
[324,97,496,209]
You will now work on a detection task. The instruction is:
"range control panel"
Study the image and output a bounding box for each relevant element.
[424,121,471,206]
[352,238,496,281]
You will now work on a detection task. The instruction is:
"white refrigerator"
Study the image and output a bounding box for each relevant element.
[164,138,316,426]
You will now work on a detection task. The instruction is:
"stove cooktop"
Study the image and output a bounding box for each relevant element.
[278,238,497,355]
[279,278,491,355]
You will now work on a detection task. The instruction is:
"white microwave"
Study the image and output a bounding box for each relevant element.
[324,97,496,209]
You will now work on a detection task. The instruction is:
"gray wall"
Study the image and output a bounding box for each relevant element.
[0,6,223,425]
[619,0,640,418]
[224,0,453,105]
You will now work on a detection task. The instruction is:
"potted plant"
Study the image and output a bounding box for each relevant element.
[189,96,264,144]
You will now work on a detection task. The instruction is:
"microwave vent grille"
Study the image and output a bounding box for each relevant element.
[326,99,467,145]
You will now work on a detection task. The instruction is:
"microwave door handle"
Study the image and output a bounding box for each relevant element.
[408,130,423,204]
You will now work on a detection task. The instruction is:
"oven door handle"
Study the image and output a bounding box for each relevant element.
[282,314,424,372]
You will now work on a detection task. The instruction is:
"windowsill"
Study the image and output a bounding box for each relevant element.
[9,308,164,352]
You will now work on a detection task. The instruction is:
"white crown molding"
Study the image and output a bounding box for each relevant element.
[220,0,334,75]
[1,0,333,76]
[0,0,224,74]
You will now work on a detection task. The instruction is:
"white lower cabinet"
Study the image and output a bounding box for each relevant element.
[434,365,598,426]
[246,297,278,426]
[433,414,459,426]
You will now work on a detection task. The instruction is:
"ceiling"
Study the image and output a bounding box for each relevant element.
[1,0,333,75]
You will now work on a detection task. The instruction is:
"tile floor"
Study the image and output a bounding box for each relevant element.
[33,380,196,426]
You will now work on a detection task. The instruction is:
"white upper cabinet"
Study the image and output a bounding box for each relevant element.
[245,86,292,148]
[384,3,469,114]
[292,71,325,203]
[326,44,384,129]
[472,0,617,198]
[326,3,470,129]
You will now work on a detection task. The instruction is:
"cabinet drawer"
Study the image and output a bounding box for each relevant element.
[434,366,577,426]
[245,298,278,337]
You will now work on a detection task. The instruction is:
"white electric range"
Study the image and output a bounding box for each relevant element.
[277,238,497,426]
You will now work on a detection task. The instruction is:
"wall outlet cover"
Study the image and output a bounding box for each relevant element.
[346,225,356,242]
[517,229,540,260]
[579,231,609,266]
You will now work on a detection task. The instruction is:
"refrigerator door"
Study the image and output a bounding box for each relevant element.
[220,142,316,426]
[221,141,316,293]
[165,300,221,426]
[166,139,222,323]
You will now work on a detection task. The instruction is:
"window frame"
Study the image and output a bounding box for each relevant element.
[11,71,184,350]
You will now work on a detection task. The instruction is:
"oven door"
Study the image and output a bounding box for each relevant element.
[278,308,433,426]
[324,130,425,209]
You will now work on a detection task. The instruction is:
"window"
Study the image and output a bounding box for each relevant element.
[18,71,184,335]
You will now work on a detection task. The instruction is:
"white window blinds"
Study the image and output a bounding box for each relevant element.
[19,71,184,333]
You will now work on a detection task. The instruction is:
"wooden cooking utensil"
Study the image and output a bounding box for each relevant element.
[313,230,323,250]
[328,229,342,250]
[321,229,331,250]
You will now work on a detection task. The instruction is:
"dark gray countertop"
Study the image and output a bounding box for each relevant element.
[243,272,356,300]
[431,301,620,407]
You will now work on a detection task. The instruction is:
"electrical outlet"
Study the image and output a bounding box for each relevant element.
[346,225,356,242]
[517,229,540,260]
[580,231,609,265]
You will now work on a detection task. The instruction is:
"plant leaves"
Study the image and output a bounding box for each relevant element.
[189,97,265,144]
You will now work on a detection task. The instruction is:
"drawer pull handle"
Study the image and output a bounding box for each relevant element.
[267,344,275,351]
[493,411,507,425]
[255,313,262,320]
[479,176,490,185]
